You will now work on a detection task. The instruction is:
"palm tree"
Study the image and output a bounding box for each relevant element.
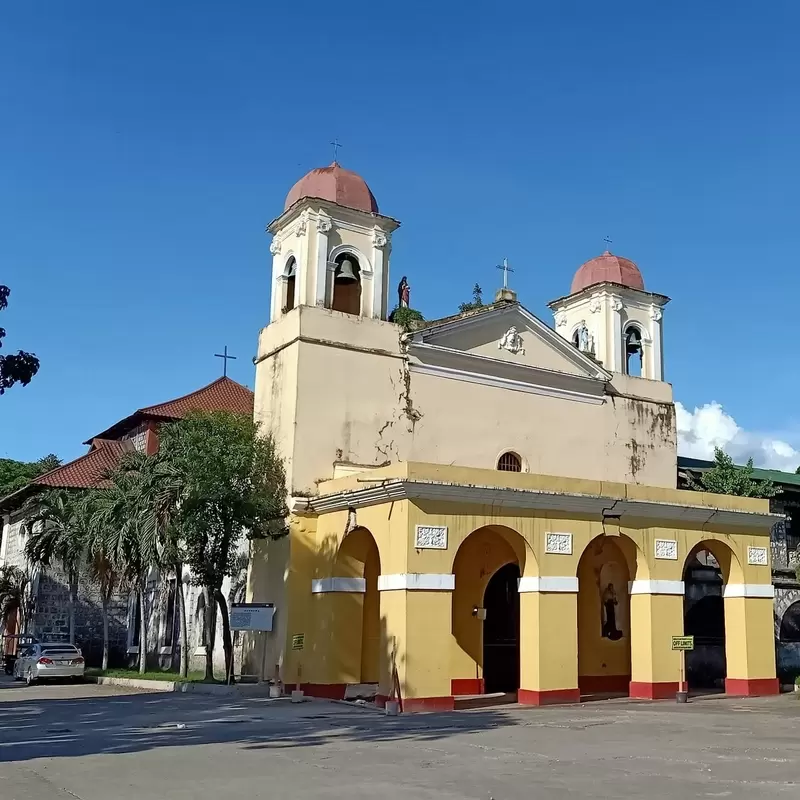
[118,451,190,679]
[91,467,159,675]
[82,490,122,671]
[0,565,33,639]
[22,489,86,644]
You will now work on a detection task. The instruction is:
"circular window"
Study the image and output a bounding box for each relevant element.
[497,452,522,472]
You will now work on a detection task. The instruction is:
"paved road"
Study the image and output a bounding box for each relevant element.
[0,678,798,799]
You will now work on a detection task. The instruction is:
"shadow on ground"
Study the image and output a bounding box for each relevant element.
[0,687,517,763]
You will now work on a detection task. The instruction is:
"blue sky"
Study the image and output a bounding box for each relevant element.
[2,1,799,468]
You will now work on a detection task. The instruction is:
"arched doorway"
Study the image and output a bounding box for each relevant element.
[683,546,726,692]
[333,526,381,685]
[452,525,527,697]
[483,563,520,693]
[577,536,632,697]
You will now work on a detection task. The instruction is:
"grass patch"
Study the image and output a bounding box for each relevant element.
[86,667,206,683]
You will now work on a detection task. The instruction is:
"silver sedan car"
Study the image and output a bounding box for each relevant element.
[13,643,85,685]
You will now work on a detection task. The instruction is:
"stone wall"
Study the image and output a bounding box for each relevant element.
[32,570,128,667]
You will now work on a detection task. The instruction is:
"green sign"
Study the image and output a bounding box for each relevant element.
[672,635,694,651]
[291,634,305,651]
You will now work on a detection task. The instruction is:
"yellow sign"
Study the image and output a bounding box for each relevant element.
[671,635,694,651]
[291,634,305,651]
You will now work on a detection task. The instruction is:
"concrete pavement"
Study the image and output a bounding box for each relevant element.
[0,677,798,798]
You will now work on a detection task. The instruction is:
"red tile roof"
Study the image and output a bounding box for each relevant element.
[34,439,134,490]
[85,377,254,443]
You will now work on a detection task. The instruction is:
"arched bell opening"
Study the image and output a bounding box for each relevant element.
[331,253,362,316]
[624,325,643,377]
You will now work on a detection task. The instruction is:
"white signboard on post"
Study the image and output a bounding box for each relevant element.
[229,603,275,632]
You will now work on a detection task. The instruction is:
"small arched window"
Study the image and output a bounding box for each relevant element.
[624,325,643,377]
[282,257,297,314]
[497,452,522,472]
[331,253,362,316]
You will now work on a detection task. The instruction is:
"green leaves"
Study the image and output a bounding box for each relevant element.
[0,454,61,498]
[0,284,40,394]
[694,447,779,499]
[158,412,288,589]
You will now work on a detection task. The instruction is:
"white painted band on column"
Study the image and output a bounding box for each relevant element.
[517,576,579,593]
[377,573,455,591]
[628,580,685,595]
[311,578,366,594]
[723,583,775,599]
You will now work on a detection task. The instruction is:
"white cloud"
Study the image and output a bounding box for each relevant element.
[676,401,800,472]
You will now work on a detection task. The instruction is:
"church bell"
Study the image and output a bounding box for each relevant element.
[336,258,358,283]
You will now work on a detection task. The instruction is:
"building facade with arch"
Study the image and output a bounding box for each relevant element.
[248,160,779,708]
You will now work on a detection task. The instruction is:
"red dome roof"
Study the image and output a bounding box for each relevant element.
[284,162,379,214]
[571,250,644,294]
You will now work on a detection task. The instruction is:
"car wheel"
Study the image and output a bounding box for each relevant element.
[25,669,36,687]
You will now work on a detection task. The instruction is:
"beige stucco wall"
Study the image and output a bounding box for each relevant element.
[254,306,677,494]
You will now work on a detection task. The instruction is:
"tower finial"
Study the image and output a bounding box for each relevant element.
[330,139,343,164]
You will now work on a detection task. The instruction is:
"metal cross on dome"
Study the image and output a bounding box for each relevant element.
[496,257,514,289]
[330,139,343,163]
[603,235,613,250]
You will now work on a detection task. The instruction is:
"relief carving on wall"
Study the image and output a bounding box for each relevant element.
[654,539,678,560]
[415,525,448,550]
[269,237,281,255]
[498,326,525,355]
[747,546,768,566]
[545,532,573,555]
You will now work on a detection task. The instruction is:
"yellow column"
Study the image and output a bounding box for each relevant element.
[629,591,683,698]
[519,587,580,705]
[724,593,779,696]
[380,578,455,711]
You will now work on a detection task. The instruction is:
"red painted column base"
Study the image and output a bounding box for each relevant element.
[629,681,680,700]
[451,678,485,696]
[518,688,581,706]
[725,678,780,697]
[300,683,347,700]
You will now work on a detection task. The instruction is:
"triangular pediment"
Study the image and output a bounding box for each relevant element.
[411,303,610,382]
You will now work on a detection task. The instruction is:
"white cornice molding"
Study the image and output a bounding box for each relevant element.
[723,584,775,599]
[518,576,578,593]
[409,359,605,405]
[629,580,685,595]
[306,478,778,531]
[377,573,455,591]
[311,578,366,593]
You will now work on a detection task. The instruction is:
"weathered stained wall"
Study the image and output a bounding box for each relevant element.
[253,306,677,495]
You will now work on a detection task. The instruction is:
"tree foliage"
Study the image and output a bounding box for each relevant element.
[22,489,88,644]
[389,306,424,332]
[0,285,40,394]
[0,454,61,498]
[0,565,33,634]
[458,283,484,313]
[158,412,288,680]
[694,447,779,499]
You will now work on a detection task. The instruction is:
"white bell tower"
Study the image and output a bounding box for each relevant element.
[549,250,669,380]
[266,162,400,323]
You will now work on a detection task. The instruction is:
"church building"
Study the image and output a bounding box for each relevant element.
[247,161,778,709]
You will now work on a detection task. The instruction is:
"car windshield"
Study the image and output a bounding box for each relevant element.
[41,646,80,655]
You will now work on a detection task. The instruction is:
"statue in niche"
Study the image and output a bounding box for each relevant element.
[397,276,410,308]
[601,582,622,640]
[577,320,592,354]
[498,326,525,355]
